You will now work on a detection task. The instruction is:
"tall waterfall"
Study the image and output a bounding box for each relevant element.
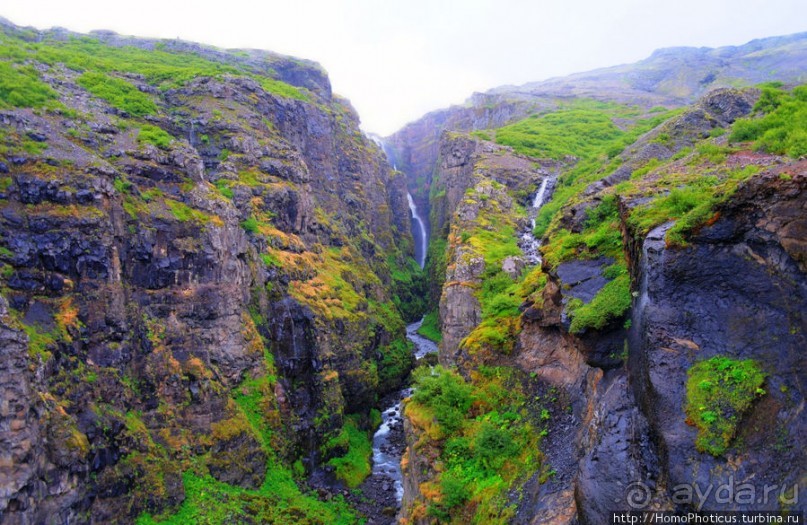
[407,192,427,268]
[368,132,428,268]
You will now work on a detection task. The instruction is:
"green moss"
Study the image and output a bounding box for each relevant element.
[324,416,372,488]
[137,124,174,149]
[377,338,415,391]
[20,137,48,155]
[233,375,276,449]
[501,102,679,240]
[138,469,358,525]
[21,322,56,362]
[627,165,760,246]
[258,78,310,102]
[568,268,632,333]
[113,177,132,194]
[685,356,766,456]
[411,365,474,435]
[166,199,206,223]
[259,252,281,268]
[77,71,157,116]
[541,195,624,268]
[122,195,147,219]
[22,35,240,89]
[693,142,733,163]
[213,179,233,199]
[495,99,674,162]
[141,349,356,523]
[471,130,492,141]
[407,366,543,523]
[240,216,259,233]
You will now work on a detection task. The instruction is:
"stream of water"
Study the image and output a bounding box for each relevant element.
[368,318,437,508]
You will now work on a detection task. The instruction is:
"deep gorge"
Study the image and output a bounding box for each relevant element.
[0,18,805,525]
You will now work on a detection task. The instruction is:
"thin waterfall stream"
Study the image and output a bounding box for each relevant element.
[519,174,557,264]
[407,193,428,269]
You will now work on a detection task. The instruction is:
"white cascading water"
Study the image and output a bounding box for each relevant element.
[407,192,427,268]
[368,133,427,268]
[530,176,551,229]
[520,175,557,265]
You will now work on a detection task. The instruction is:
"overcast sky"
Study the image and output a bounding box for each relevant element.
[2,0,805,135]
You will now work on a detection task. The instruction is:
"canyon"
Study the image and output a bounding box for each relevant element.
[0,17,805,525]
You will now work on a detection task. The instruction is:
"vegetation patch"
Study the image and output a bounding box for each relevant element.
[165,199,222,226]
[21,321,57,362]
[137,124,174,149]
[567,266,631,333]
[627,165,760,246]
[323,415,373,488]
[685,356,766,456]
[258,78,310,102]
[730,84,807,158]
[406,365,543,523]
[494,99,644,161]
[137,468,358,525]
[0,62,58,108]
[77,71,157,116]
[387,253,426,322]
[417,309,442,342]
[140,349,357,524]
[377,338,415,391]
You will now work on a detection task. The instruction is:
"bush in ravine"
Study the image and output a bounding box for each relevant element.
[411,366,474,434]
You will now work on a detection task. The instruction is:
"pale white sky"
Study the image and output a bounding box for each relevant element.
[2,0,804,135]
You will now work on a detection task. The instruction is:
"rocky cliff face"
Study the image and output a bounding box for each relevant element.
[0,21,415,524]
[398,82,806,524]
[428,134,553,365]
[626,165,806,513]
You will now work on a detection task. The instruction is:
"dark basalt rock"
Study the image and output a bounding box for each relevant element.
[576,371,668,523]
[628,167,806,513]
[556,257,614,303]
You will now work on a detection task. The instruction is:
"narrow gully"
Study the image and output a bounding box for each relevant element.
[361,317,437,523]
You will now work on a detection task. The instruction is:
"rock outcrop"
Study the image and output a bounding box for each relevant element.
[627,165,806,513]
